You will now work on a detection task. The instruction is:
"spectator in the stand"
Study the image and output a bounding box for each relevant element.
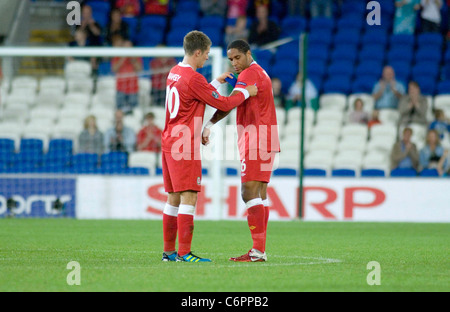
[104,109,136,154]
[137,112,163,152]
[225,15,249,46]
[79,115,104,155]
[287,73,318,108]
[368,109,382,129]
[398,81,428,127]
[105,8,130,46]
[149,51,177,106]
[429,109,450,141]
[310,0,333,18]
[420,0,443,33]
[76,3,103,46]
[348,98,369,124]
[111,35,143,114]
[419,129,448,175]
[68,28,99,71]
[372,65,405,110]
[115,0,141,17]
[248,2,280,47]
[393,0,421,34]
[201,0,227,16]
[390,127,420,171]
[272,77,286,109]
[228,0,249,19]
[143,0,170,15]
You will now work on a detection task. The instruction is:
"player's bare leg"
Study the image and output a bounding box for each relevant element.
[230,181,267,262]
[162,192,180,261]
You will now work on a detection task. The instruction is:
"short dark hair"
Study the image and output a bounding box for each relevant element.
[183,31,211,56]
[227,39,251,54]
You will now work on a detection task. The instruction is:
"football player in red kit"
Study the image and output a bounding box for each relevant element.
[202,39,280,262]
[161,31,258,262]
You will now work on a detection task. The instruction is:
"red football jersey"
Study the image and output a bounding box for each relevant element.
[162,62,247,155]
[234,62,280,155]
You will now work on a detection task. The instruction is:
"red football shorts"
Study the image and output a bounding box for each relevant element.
[239,149,276,183]
[162,152,202,193]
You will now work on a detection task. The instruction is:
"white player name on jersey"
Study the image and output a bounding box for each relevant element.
[168,73,181,82]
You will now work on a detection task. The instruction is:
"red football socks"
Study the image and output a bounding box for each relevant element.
[246,198,266,253]
[163,203,178,252]
[177,204,195,257]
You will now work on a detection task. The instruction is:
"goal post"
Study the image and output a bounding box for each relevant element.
[0,46,226,219]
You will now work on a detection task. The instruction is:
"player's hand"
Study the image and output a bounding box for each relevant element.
[216,72,235,84]
[202,127,211,146]
[246,85,258,97]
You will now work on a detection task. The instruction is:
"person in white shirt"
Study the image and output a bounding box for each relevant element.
[420,0,443,32]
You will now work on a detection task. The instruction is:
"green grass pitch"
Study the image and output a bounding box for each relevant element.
[0,219,448,292]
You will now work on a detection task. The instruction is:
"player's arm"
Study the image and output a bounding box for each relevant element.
[189,74,257,112]
[202,90,242,146]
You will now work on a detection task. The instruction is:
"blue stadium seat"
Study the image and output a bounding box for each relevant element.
[417,33,443,49]
[44,139,73,171]
[101,152,128,169]
[307,30,333,46]
[390,168,417,177]
[358,44,386,63]
[389,34,415,49]
[253,49,273,65]
[200,27,223,46]
[72,153,99,173]
[140,15,167,29]
[303,168,327,177]
[331,44,358,62]
[415,46,442,63]
[307,59,327,78]
[332,169,356,177]
[121,17,139,43]
[276,40,300,62]
[333,28,361,46]
[271,59,299,78]
[361,30,388,47]
[309,17,335,32]
[136,29,165,47]
[87,0,111,28]
[280,16,307,38]
[127,167,150,175]
[351,74,378,94]
[414,76,437,95]
[0,139,15,168]
[390,61,412,84]
[199,15,225,30]
[307,43,329,62]
[225,167,238,176]
[420,168,439,177]
[176,0,200,13]
[336,15,364,30]
[170,13,199,29]
[273,168,297,176]
[361,169,386,177]
[355,60,383,77]
[323,75,352,94]
[437,80,450,94]
[166,27,191,46]
[412,62,440,79]
[327,60,355,77]
[387,46,414,63]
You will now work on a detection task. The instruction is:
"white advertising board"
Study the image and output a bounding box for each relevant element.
[76,176,450,222]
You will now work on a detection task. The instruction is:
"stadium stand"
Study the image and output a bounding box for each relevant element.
[1,0,450,177]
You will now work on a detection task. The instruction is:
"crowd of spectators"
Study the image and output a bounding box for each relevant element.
[78,109,162,156]
[62,0,450,176]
